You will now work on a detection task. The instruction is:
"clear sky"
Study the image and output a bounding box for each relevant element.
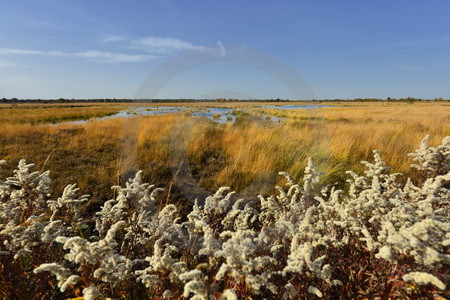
[1,0,450,99]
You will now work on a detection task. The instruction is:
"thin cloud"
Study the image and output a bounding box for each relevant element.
[0,48,47,55]
[217,41,226,57]
[129,37,205,53]
[0,47,155,63]
[100,35,125,43]
[0,48,64,56]
[0,36,208,63]
[76,51,156,63]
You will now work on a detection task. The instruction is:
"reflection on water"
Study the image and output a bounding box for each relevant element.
[192,107,236,124]
[69,104,329,125]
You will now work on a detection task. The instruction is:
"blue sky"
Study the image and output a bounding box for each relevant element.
[1,1,450,99]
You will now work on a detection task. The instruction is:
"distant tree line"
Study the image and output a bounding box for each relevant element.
[0,97,447,104]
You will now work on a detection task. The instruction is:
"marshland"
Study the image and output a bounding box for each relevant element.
[0,101,447,201]
[1,99,449,298]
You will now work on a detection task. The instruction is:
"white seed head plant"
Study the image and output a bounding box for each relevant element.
[0,136,448,299]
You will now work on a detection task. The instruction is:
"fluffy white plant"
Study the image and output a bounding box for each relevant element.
[0,160,91,259]
[409,135,450,177]
[283,141,449,288]
[0,136,448,298]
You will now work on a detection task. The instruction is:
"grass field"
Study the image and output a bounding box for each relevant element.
[0,100,449,299]
[0,101,448,206]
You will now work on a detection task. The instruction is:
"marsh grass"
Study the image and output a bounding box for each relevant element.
[0,103,131,125]
[0,102,448,207]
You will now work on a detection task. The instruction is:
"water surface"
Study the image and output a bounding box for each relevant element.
[69,104,329,125]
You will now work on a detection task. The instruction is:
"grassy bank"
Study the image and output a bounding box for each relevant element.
[0,103,126,125]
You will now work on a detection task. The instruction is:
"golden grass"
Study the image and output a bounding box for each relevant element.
[0,104,125,125]
[0,102,448,204]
